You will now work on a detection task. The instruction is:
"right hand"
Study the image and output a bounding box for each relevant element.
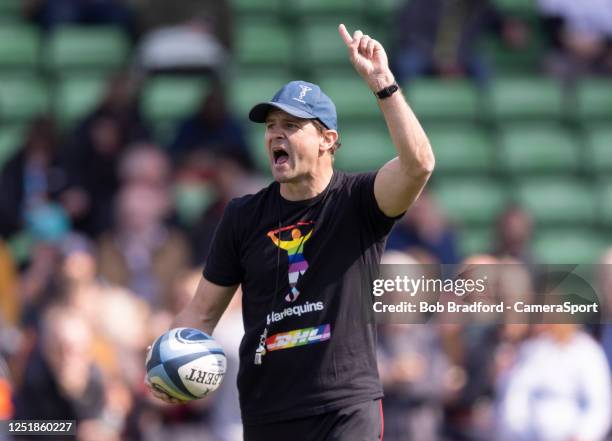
[144,345,186,405]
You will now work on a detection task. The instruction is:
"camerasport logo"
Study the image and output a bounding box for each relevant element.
[266,324,331,352]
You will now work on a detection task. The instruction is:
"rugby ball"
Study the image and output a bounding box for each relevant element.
[146,327,226,401]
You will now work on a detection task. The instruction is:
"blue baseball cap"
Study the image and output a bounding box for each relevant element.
[248,80,337,131]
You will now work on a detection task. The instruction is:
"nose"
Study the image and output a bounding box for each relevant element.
[267,126,285,138]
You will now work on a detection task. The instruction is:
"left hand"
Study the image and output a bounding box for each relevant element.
[338,24,395,92]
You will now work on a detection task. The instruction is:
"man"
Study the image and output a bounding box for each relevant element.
[147,24,435,440]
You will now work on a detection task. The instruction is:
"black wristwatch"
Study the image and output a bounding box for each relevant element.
[375,82,400,99]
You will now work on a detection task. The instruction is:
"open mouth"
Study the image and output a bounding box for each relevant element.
[272,148,289,165]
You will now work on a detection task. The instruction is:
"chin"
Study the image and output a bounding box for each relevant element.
[273,174,292,184]
[271,168,295,183]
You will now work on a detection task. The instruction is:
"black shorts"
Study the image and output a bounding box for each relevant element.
[243,399,384,441]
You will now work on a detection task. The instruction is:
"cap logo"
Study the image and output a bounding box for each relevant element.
[292,85,313,104]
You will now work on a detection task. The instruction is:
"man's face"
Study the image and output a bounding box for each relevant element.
[265,109,323,183]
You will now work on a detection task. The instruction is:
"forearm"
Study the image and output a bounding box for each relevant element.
[339,24,435,215]
[172,305,216,335]
[368,74,435,175]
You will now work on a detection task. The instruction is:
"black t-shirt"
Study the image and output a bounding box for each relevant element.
[204,170,399,425]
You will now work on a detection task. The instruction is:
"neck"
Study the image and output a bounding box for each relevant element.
[279,167,334,201]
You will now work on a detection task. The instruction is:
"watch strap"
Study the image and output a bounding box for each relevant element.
[375,82,400,99]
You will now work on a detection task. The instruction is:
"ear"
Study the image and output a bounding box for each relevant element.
[319,129,338,153]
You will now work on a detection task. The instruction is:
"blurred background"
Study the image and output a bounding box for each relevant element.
[0,0,611,440]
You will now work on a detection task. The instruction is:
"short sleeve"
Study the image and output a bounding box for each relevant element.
[203,199,244,286]
[351,171,403,239]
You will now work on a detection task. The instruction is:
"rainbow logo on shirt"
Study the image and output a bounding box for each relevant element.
[266,324,331,352]
[267,221,315,302]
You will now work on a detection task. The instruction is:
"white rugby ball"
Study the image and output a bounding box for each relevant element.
[146,327,226,401]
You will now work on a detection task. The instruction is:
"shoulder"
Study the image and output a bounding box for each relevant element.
[228,181,276,209]
[224,181,277,217]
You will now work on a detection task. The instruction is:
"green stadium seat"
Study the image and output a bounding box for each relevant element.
[291,0,360,15]
[585,126,612,175]
[406,79,481,121]
[0,25,40,70]
[514,178,596,225]
[533,229,607,264]
[487,77,564,120]
[365,0,404,21]
[54,75,108,129]
[45,25,129,73]
[230,71,293,119]
[141,75,209,124]
[432,178,509,225]
[235,19,293,66]
[0,76,49,122]
[318,74,380,120]
[426,124,494,175]
[299,18,364,69]
[0,125,26,170]
[574,78,612,121]
[499,124,579,175]
[335,123,395,172]
[459,228,494,256]
[480,35,545,74]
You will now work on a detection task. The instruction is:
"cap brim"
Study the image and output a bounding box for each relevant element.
[248,102,316,123]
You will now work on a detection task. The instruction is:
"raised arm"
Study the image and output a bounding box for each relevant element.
[339,24,435,217]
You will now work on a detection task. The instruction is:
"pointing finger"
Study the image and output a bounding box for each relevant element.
[338,24,353,46]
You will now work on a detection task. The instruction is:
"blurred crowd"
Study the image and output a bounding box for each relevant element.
[1,0,612,440]
[392,0,612,83]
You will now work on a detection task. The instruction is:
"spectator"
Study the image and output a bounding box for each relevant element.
[496,323,611,441]
[97,184,191,310]
[0,117,67,239]
[132,0,230,75]
[376,250,450,441]
[24,0,136,36]
[538,0,612,78]
[118,142,172,191]
[13,304,117,441]
[392,0,527,85]
[185,149,265,265]
[60,74,150,237]
[170,85,253,168]
[132,0,232,49]
[378,323,450,441]
[0,240,18,327]
[387,191,460,264]
[493,205,535,266]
